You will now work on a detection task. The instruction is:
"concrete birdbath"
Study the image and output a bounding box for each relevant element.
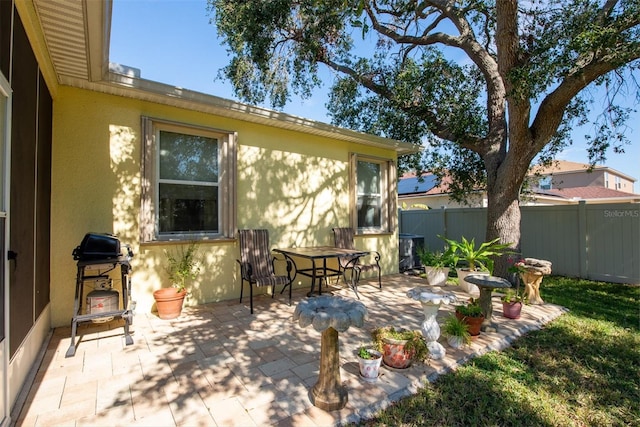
[406,287,457,360]
[520,258,552,305]
[464,274,511,332]
[293,295,367,411]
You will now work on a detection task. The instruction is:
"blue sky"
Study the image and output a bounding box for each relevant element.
[109,0,639,185]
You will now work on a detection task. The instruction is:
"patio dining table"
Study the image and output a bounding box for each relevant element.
[273,246,369,298]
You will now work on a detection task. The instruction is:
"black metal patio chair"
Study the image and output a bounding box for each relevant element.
[332,227,382,294]
[237,229,293,314]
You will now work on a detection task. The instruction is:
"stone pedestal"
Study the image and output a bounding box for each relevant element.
[312,327,347,411]
[521,258,552,305]
[464,274,511,332]
[292,295,368,411]
[406,287,456,360]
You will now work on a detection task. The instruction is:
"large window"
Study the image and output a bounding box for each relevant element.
[141,118,236,241]
[351,154,396,233]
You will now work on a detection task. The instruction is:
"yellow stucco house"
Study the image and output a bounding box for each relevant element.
[0,1,416,420]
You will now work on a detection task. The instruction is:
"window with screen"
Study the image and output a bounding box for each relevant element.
[141,118,236,241]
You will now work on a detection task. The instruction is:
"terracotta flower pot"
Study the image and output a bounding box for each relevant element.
[455,311,484,337]
[381,337,415,369]
[153,288,187,320]
[502,301,523,319]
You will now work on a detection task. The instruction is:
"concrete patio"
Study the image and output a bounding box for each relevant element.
[12,274,567,427]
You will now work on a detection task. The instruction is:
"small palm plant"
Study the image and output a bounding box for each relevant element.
[441,235,513,273]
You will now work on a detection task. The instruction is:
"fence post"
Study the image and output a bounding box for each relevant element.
[578,200,588,278]
[440,207,448,240]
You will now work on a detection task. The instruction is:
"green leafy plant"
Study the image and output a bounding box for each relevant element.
[442,315,472,345]
[502,257,527,303]
[441,235,513,273]
[417,246,455,268]
[371,326,429,362]
[455,298,484,318]
[501,288,527,304]
[357,346,381,360]
[164,241,201,293]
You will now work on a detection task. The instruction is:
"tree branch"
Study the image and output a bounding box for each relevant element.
[531,50,640,151]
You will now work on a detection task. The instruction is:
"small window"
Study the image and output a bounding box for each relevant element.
[351,154,396,233]
[141,118,236,241]
[538,176,552,190]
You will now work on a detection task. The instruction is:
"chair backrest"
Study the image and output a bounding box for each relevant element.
[238,229,275,278]
[333,227,355,250]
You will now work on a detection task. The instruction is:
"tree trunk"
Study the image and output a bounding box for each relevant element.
[485,159,523,278]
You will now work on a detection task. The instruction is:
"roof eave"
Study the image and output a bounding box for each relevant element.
[61,71,418,155]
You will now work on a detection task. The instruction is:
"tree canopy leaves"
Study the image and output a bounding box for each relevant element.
[209,0,639,268]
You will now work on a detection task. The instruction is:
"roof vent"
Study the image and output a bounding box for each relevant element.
[109,62,141,78]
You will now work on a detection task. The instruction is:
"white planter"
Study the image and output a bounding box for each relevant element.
[447,335,466,349]
[424,267,450,286]
[357,349,382,382]
[456,269,488,297]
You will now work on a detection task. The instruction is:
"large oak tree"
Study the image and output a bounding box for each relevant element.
[210,0,639,275]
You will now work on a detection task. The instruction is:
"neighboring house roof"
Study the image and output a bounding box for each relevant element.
[399,172,640,204]
[398,173,454,196]
[398,174,438,195]
[537,186,640,200]
[530,160,637,182]
[25,0,417,155]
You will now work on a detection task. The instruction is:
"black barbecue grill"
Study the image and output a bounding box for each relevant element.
[72,232,132,261]
[66,233,135,357]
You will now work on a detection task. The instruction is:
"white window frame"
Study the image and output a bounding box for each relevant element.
[350,153,396,234]
[140,117,236,242]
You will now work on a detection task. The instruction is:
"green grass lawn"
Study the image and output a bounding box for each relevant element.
[355,276,640,426]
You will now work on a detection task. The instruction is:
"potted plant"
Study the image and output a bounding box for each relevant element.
[417,246,454,286]
[371,326,429,369]
[356,346,383,382]
[441,314,471,349]
[441,236,512,294]
[501,258,527,319]
[454,298,485,338]
[153,241,201,320]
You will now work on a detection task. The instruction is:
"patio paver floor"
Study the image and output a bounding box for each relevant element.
[12,274,567,426]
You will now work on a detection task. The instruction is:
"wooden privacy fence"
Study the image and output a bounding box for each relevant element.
[399,202,640,285]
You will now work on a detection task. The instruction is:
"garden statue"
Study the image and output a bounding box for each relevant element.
[406,287,456,359]
[520,258,552,305]
[293,295,367,411]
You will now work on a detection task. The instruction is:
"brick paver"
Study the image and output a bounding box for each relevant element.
[12,274,567,426]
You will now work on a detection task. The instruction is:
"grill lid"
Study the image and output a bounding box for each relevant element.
[72,233,121,261]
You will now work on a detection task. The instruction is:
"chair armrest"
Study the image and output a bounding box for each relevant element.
[272,254,294,275]
[236,259,253,280]
[343,256,361,269]
[360,251,381,266]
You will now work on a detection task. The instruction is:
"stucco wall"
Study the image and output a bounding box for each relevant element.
[50,86,400,327]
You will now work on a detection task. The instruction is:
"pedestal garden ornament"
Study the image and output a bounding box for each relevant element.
[406,287,456,359]
[293,295,367,411]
